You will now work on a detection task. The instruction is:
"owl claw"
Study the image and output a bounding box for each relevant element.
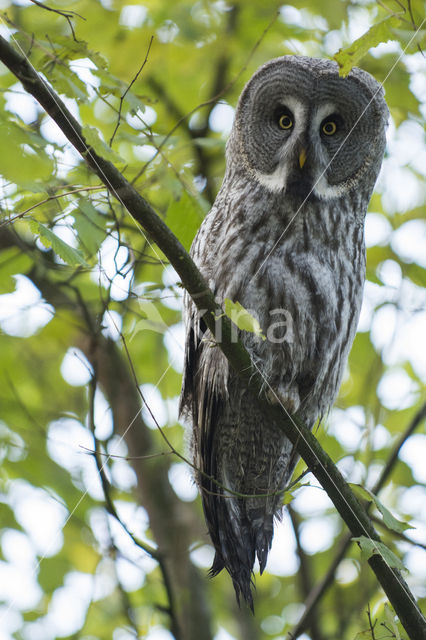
[265,386,300,415]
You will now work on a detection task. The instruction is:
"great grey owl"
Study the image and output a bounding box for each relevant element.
[180,55,388,606]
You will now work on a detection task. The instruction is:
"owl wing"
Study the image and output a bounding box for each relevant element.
[180,283,228,487]
[179,212,237,573]
[179,206,223,428]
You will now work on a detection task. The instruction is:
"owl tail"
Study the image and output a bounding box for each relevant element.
[202,477,280,609]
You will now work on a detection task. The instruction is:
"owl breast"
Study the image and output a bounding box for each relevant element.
[201,178,365,424]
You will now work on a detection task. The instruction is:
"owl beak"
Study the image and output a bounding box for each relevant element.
[299,148,307,169]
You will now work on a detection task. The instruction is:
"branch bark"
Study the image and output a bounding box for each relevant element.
[1,34,425,640]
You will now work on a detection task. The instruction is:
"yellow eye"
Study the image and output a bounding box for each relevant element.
[279,114,293,130]
[322,120,337,136]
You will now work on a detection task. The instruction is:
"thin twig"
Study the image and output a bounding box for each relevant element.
[378,0,425,55]
[117,324,294,501]
[372,401,426,494]
[148,6,239,203]
[1,185,105,228]
[367,603,378,640]
[79,444,174,462]
[110,36,154,146]
[87,367,160,560]
[29,0,85,41]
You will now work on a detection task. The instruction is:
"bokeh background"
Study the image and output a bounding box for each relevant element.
[0,1,425,639]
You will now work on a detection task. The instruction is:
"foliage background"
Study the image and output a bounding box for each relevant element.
[0,0,425,639]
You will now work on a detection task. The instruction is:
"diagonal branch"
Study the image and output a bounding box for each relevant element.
[0,34,425,640]
[290,400,426,639]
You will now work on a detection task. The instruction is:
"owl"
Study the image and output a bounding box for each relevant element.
[180,56,388,607]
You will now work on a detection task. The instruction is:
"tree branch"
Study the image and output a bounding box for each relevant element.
[1,34,425,640]
[290,400,426,638]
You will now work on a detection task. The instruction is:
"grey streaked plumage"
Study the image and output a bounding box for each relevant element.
[180,55,388,606]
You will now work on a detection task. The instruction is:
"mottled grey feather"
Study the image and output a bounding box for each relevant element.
[180,55,388,607]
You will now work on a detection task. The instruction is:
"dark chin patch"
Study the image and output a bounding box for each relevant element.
[286,174,315,202]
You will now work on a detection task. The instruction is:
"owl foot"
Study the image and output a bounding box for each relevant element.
[265,386,300,415]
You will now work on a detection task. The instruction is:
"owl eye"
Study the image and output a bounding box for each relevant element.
[321,120,338,136]
[278,113,293,130]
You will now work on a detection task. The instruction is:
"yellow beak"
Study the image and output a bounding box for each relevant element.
[299,148,307,169]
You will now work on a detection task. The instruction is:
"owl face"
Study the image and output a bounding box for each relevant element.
[231,56,388,200]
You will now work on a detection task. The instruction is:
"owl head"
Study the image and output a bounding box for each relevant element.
[227,56,389,202]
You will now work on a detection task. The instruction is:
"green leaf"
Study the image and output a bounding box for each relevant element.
[0,122,54,185]
[350,484,414,534]
[82,125,124,163]
[392,27,426,53]
[129,300,169,339]
[125,91,148,114]
[353,536,406,572]
[30,221,89,267]
[224,299,265,339]
[166,191,204,251]
[45,65,88,102]
[334,16,402,76]
[45,37,108,70]
[282,480,309,505]
[384,603,402,640]
[72,200,107,257]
